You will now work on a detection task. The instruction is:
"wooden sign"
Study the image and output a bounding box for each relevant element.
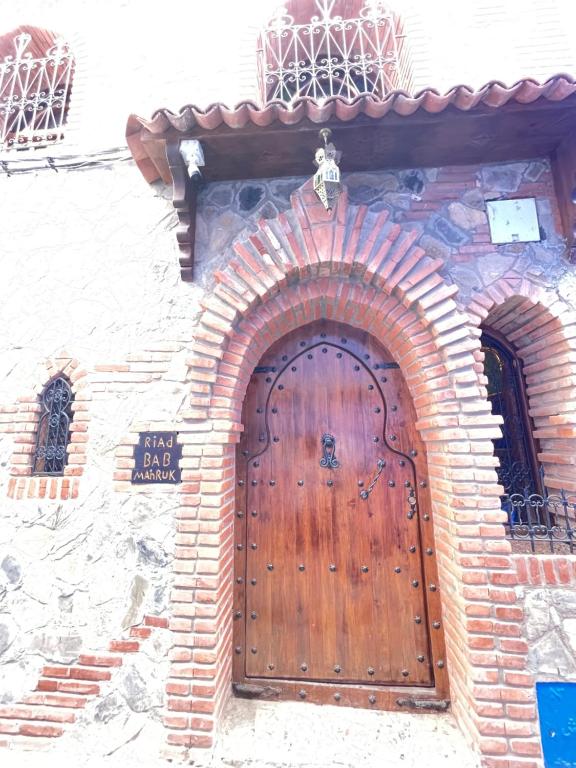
[131,432,181,484]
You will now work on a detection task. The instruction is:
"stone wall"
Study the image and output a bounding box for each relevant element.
[515,555,576,682]
[0,161,193,748]
[196,160,575,304]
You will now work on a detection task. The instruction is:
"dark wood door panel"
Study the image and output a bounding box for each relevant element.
[235,320,445,697]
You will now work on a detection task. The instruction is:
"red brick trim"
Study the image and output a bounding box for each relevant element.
[513,553,576,586]
[467,274,576,493]
[0,615,168,751]
[1,353,90,500]
[165,180,540,765]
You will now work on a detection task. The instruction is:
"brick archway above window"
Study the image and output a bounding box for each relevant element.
[466,276,576,493]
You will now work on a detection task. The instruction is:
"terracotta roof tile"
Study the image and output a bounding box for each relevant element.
[126,74,576,184]
[131,74,576,136]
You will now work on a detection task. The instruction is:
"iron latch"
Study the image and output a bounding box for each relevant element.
[360,458,386,499]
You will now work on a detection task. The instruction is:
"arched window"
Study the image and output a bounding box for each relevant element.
[33,376,74,476]
[258,0,411,104]
[481,329,541,496]
[0,26,75,151]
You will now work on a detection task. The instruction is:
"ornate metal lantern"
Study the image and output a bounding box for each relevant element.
[313,128,342,212]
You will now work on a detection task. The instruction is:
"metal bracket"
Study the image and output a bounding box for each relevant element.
[233,682,281,699]
[396,697,450,712]
[166,139,198,282]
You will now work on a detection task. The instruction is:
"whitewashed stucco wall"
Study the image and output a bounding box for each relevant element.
[0,162,199,721]
[0,0,273,154]
[404,0,576,94]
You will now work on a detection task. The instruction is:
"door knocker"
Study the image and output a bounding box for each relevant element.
[320,434,339,469]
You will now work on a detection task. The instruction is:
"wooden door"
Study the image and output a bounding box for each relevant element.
[234,321,447,707]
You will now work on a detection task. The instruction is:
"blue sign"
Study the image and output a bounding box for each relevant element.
[537,682,576,767]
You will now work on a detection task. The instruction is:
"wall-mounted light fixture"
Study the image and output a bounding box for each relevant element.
[313,128,342,212]
[179,139,205,187]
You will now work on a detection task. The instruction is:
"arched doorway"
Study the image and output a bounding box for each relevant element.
[233,319,448,709]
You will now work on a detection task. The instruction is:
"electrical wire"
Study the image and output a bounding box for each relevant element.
[0,146,133,176]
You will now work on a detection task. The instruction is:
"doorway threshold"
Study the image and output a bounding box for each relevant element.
[204,697,481,768]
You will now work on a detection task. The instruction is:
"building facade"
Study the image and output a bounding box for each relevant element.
[1,1,576,766]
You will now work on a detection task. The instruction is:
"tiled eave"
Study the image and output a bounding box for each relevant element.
[125,75,576,280]
[126,75,576,182]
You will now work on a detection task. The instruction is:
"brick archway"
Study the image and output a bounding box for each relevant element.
[467,274,576,493]
[165,182,541,765]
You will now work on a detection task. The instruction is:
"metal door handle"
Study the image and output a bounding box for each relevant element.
[360,459,386,500]
[320,433,339,469]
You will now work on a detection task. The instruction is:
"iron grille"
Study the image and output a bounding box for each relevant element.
[482,332,541,499]
[33,376,73,476]
[258,1,409,104]
[503,468,576,553]
[0,33,75,151]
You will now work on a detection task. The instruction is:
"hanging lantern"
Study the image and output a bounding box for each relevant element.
[313,128,342,212]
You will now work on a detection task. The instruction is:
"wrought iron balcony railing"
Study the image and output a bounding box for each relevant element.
[0,32,74,152]
[502,467,576,553]
[258,1,411,104]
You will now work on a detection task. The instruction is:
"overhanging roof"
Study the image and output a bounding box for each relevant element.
[125,74,576,280]
[127,75,576,185]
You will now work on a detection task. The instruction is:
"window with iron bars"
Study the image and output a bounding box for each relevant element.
[503,467,576,555]
[482,329,576,554]
[0,28,75,152]
[258,0,412,105]
[32,376,74,476]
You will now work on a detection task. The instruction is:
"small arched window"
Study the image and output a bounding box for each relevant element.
[481,329,541,496]
[33,376,74,476]
[0,26,75,151]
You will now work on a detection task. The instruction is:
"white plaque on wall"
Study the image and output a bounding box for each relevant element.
[486,198,541,245]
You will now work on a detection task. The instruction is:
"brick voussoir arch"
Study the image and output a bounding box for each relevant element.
[466,272,576,494]
[171,182,536,765]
